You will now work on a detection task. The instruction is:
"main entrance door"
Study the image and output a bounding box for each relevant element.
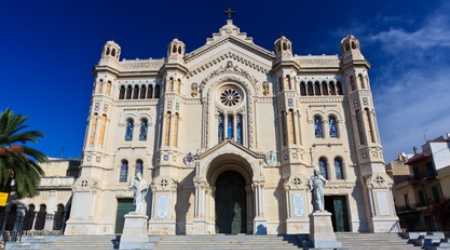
[215,171,247,234]
[325,195,350,232]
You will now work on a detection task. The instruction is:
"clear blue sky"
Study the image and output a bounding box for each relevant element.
[1,0,449,161]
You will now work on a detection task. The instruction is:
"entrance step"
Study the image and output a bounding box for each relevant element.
[336,233,421,250]
[155,235,302,250]
[5,233,423,250]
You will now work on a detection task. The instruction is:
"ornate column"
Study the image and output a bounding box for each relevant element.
[192,178,209,234]
[284,176,309,233]
[148,177,178,235]
[252,179,267,234]
[365,174,399,232]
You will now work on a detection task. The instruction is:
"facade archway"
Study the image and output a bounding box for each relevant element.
[205,153,255,234]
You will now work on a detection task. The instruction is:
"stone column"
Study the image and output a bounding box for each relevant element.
[148,177,177,235]
[284,177,309,234]
[252,180,267,234]
[192,179,208,234]
[365,174,400,232]
[43,213,54,232]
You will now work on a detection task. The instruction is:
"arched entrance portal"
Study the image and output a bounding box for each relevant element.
[204,153,255,234]
[215,171,247,234]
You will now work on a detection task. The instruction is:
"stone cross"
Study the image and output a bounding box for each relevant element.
[225,8,235,20]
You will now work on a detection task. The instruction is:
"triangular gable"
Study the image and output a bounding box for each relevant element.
[197,140,265,161]
[185,20,274,63]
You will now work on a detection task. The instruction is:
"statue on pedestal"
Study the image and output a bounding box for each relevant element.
[308,169,327,212]
[130,172,148,214]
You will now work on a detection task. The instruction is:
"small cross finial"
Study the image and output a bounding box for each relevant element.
[225,8,235,20]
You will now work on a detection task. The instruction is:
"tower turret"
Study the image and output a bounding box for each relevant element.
[274,36,293,61]
[99,40,121,65]
[340,35,365,65]
[167,38,185,63]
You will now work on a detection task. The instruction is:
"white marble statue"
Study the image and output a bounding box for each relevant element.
[309,169,327,212]
[130,172,148,214]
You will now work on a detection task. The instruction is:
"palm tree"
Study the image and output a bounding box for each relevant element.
[0,108,46,198]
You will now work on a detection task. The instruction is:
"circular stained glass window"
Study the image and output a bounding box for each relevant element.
[220,88,241,106]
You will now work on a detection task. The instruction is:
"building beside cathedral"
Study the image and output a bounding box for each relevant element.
[23,17,400,236]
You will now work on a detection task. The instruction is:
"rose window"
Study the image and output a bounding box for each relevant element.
[220,88,241,106]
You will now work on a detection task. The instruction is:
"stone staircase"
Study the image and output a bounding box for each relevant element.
[153,234,302,250]
[5,235,119,250]
[336,233,421,250]
[5,233,425,250]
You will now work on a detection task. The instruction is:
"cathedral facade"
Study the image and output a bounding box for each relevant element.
[64,18,399,236]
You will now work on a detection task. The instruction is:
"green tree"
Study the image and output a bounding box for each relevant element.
[0,108,46,198]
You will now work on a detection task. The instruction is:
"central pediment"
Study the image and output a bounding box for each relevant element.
[185,19,275,65]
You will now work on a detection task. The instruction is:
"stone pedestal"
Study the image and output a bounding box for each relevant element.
[119,212,152,250]
[253,218,268,235]
[309,211,342,249]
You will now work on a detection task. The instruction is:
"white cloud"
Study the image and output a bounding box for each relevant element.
[369,6,450,52]
[366,4,450,161]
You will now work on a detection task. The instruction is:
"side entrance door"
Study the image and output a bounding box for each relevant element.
[115,198,135,234]
[325,195,350,232]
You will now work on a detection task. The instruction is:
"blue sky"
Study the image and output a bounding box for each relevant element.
[1,0,449,161]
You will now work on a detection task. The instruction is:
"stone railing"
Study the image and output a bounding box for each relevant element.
[39,177,75,189]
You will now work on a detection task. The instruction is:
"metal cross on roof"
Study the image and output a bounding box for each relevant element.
[225,8,235,20]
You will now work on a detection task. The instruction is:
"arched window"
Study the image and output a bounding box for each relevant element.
[237,114,243,144]
[300,81,307,96]
[356,109,366,145]
[126,85,133,99]
[119,160,128,182]
[336,81,343,95]
[319,157,329,180]
[155,85,161,98]
[322,81,329,95]
[335,157,345,180]
[279,76,283,91]
[314,81,321,95]
[140,85,146,99]
[358,74,365,89]
[106,47,110,55]
[53,204,65,230]
[139,118,148,141]
[307,81,314,96]
[125,118,134,141]
[314,115,324,138]
[24,204,36,231]
[365,108,376,143]
[135,159,143,176]
[34,204,47,230]
[329,82,336,95]
[227,114,234,139]
[111,49,116,57]
[119,85,125,99]
[98,114,107,145]
[218,113,224,143]
[169,77,174,92]
[133,85,139,99]
[329,115,338,138]
[106,81,112,95]
[147,85,153,99]
[350,75,356,91]
[287,75,292,90]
